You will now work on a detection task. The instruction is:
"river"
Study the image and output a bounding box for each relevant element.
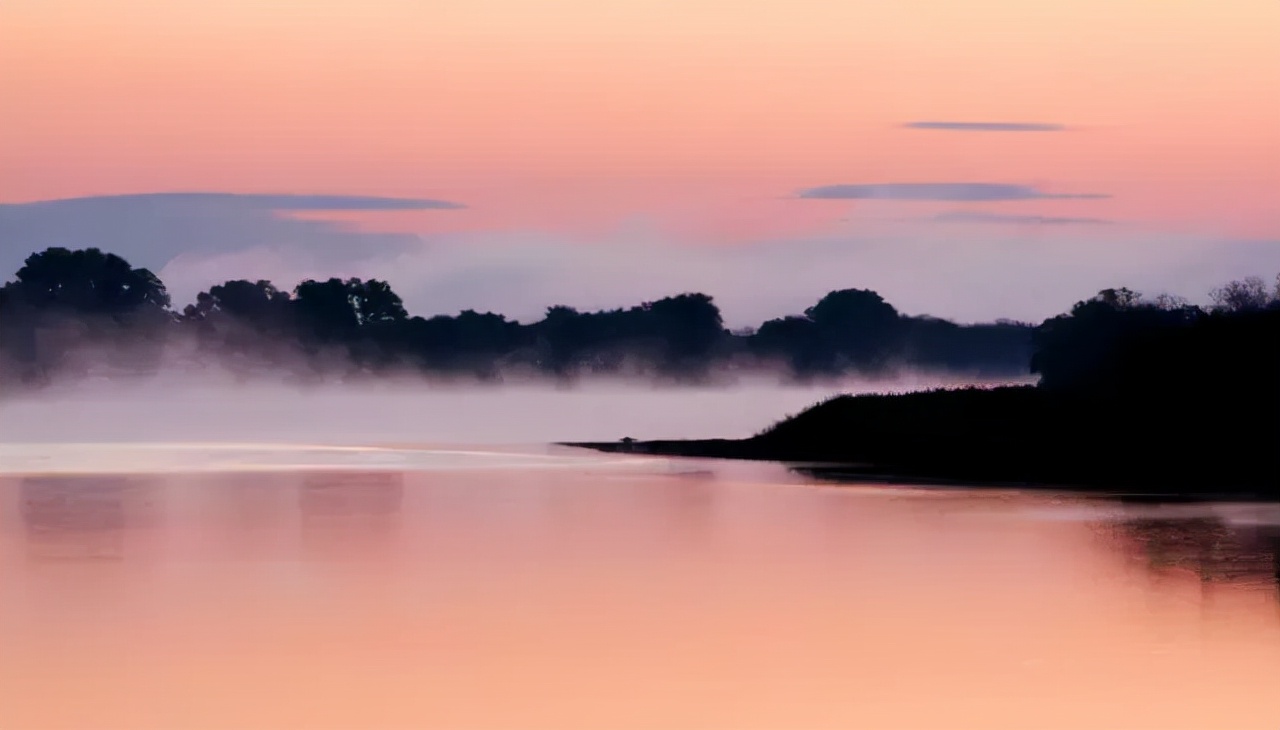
[1,444,1278,729]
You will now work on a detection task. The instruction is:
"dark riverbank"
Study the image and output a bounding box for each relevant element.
[565,385,1280,500]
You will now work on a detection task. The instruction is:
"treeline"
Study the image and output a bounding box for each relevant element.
[0,247,1034,389]
[742,278,1280,492]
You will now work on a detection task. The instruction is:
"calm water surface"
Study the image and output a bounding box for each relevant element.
[2,444,1279,729]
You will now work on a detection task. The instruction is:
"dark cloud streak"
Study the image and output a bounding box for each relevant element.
[0,192,464,276]
[797,183,1109,202]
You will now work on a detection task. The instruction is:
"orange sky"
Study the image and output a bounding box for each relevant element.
[3,0,1279,240]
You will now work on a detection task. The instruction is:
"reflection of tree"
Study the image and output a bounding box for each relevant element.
[205,473,295,558]
[299,471,404,517]
[646,473,717,548]
[298,471,404,559]
[1268,530,1280,602]
[19,475,161,562]
[1118,516,1280,589]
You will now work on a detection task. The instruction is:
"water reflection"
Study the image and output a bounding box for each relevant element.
[199,472,298,560]
[1273,533,1280,587]
[3,459,1280,729]
[636,471,718,549]
[18,474,161,562]
[1117,515,1280,590]
[298,470,404,559]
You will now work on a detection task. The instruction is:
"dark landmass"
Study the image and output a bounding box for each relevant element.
[570,280,1280,500]
[566,389,1279,498]
[4,246,1279,500]
[0,247,1031,392]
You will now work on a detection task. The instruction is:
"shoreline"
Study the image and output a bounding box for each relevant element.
[560,439,1280,503]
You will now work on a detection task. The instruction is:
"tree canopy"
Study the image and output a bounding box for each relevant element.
[4,245,1275,395]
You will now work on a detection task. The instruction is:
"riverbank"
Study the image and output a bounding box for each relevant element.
[564,386,1280,500]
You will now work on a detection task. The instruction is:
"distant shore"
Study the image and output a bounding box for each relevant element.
[562,386,1280,501]
[564,437,1276,502]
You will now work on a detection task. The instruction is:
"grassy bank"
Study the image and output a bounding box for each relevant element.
[565,385,1280,499]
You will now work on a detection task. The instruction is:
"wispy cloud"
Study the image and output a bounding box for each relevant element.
[797,183,1109,202]
[903,121,1066,132]
[932,211,1114,226]
[0,192,464,275]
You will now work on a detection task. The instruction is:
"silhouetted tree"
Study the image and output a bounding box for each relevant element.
[1027,282,1280,490]
[1030,289,1200,393]
[179,279,303,378]
[0,248,172,383]
[1151,292,1191,310]
[901,317,1032,374]
[751,316,829,377]
[6,247,169,313]
[21,244,1240,393]
[535,305,592,377]
[1093,287,1143,310]
[390,310,524,379]
[747,289,907,377]
[183,279,291,325]
[294,277,406,337]
[1211,276,1274,312]
[641,293,725,377]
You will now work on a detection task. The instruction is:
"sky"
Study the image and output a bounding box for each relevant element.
[2,0,1279,325]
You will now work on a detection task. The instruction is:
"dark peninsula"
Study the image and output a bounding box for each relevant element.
[570,282,1280,500]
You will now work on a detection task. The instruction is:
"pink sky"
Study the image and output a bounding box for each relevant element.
[2,0,1279,322]
[5,0,1278,233]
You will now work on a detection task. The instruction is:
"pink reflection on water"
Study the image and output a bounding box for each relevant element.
[1,452,1278,729]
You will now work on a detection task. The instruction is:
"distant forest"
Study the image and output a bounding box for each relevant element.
[1,246,1277,392]
[574,272,1280,493]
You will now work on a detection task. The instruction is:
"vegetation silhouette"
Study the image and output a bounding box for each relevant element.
[0,246,1033,389]
[576,277,1280,498]
[4,246,1278,496]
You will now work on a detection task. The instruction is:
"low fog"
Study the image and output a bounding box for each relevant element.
[0,372,1027,447]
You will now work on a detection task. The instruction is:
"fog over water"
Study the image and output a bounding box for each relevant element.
[0,373,1026,449]
[3,372,1280,729]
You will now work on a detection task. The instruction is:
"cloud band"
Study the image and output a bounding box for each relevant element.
[797,183,1109,202]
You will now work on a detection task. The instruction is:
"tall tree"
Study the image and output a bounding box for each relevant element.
[9,247,169,313]
[804,288,904,370]
[293,277,407,339]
